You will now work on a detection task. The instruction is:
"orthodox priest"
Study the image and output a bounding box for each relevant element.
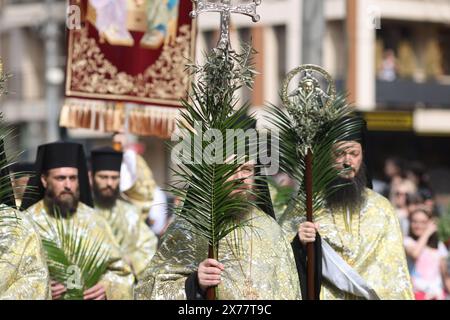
[90,147,158,280]
[135,159,302,300]
[279,120,414,300]
[0,139,50,299]
[112,132,158,225]
[20,142,135,300]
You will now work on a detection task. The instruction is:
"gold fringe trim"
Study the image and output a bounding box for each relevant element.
[60,98,180,138]
[128,105,180,139]
[59,98,125,133]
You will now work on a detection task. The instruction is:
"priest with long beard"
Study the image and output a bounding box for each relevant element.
[20,142,135,300]
[280,122,414,300]
[135,160,302,300]
[90,147,158,280]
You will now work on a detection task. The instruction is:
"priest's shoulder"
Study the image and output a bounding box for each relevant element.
[22,199,45,217]
[0,205,41,237]
[253,207,286,240]
[365,188,395,213]
[115,199,141,223]
[116,198,140,213]
[78,202,112,224]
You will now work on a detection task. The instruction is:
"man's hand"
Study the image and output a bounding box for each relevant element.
[51,280,67,300]
[83,283,106,300]
[198,259,224,293]
[298,222,320,246]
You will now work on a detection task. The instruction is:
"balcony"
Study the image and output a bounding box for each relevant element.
[376,79,450,109]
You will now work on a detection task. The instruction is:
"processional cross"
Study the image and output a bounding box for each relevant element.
[190,0,262,50]
[188,0,263,301]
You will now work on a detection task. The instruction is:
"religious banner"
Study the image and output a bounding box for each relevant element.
[61,0,196,138]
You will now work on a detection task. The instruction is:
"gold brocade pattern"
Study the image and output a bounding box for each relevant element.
[135,208,302,300]
[96,199,158,280]
[25,200,135,300]
[0,206,50,299]
[68,25,191,101]
[121,154,156,222]
[279,188,414,300]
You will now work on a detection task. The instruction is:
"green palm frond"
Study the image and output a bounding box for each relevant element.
[268,86,362,218]
[1,65,37,211]
[0,115,22,211]
[169,44,260,259]
[36,212,110,300]
[438,206,450,243]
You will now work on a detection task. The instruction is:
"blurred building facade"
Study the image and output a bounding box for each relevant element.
[1,0,450,199]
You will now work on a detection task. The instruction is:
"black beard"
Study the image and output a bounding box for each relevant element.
[326,163,367,211]
[93,183,119,209]
[44,186,79,218]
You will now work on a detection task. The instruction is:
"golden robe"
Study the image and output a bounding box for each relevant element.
[135,208,302,300]
[0,206,50,299]
[279,188,414,300]
[122,153,156,223]
[96,199,158,280]
[25,200,135,299]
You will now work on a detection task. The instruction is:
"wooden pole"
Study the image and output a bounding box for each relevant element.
[206,244,217,300]
[305,148,315,300]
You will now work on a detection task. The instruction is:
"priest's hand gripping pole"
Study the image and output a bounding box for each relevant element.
[305,148,315,300]
[190,0,262,300]
[281,64,338,300]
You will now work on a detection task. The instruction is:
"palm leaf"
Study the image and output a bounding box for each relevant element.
[36,211,110,300]
[0,66,38,211]
[169,44,261,260]
[268,84,363,221]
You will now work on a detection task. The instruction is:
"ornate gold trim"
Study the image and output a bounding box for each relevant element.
[66,18,196,107]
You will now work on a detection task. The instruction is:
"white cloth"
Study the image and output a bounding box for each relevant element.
[321,239,380,300]
[120,149,137,192]
[148,186,168,235]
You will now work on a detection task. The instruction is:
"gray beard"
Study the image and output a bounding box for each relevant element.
[326,163,367,212]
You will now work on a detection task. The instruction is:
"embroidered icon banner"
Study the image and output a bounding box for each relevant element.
[61,0,196,138]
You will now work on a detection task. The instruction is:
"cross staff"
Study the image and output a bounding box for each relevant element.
[190,0,261,50]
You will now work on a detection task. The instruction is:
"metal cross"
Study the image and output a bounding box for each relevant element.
[190,0,261,50]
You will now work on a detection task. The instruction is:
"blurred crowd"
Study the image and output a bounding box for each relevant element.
[375,157,450,300]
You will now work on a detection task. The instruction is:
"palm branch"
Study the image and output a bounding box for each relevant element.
[267,68,362,300]
[0,61,18,230]
[1,62,37,211]
[36,212,110,300]
[0,122,33,209]
[268,91,362,219]
[168,45,261,299]
[0,64,17,210]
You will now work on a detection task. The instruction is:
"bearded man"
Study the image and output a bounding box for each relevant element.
[135,160,301,300]
[21,142,135,300]
[90,147,157,280]
[279,120,414,300]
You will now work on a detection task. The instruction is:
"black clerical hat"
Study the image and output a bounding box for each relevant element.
[336,116,373,189]
[90,147,123,173]
[20,142,93,210]
[10,161,35,173]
